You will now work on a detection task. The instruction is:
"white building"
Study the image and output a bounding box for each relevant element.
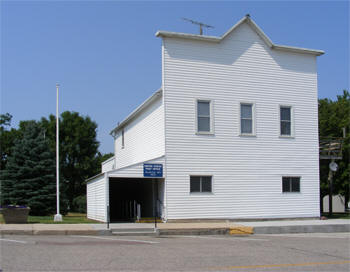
[87,15,324,222]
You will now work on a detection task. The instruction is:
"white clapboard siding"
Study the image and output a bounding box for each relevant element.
[108,156,165,178]
[102,156,115,173]
[163,22,320,219]
[114,94,165,169]
[87,174,107,222]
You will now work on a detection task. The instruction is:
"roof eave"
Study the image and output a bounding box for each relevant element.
[110,88,162,135]
[272,44,325,56]
[155,31,220,42]
[155,15,324,56]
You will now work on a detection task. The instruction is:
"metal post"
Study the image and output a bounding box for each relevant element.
[328,160,334,217]
[107,205,110,229]
[153,179,157,229]
[54,84,62,222]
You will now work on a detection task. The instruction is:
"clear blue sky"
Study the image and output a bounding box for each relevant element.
[1,1,349,154]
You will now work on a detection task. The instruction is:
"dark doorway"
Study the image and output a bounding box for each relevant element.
[109,178,158,222]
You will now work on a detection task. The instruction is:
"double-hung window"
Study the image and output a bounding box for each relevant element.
[282,177,300,193]
[197,100,212,133]
[240,103,254,135]
[280,106,292,136]
[190,176,212,193]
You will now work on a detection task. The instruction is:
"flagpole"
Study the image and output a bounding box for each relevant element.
[54,83,62,222]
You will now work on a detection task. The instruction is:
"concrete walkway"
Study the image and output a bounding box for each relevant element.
[0,219,349,235]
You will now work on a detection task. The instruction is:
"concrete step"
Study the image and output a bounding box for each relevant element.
[111,228,158,236]
[110,228,155,232]
[136,218,162,223]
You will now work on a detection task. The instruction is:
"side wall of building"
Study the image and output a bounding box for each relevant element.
[102,156,115,173]
[163,22,320,219]
[114,94,165,169]
[87,174,107,222]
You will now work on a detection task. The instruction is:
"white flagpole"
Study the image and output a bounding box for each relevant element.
[54,83,62,222]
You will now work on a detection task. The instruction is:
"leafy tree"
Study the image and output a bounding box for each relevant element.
[40,111,100,211]
[319,90,350,211]
[0,121,57,215]
[0,113,19,170]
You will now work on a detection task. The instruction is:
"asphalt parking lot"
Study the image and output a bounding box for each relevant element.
[1,233,349,271]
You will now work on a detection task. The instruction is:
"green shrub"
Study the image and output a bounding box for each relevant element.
[73,195,86,213]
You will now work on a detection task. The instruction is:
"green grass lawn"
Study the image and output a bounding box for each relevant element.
[0,212,102,224]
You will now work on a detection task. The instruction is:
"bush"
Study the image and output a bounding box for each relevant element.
[73,195,86,213]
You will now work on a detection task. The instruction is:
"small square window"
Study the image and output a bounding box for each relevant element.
[282,177,300,193]
[190,176,212,193]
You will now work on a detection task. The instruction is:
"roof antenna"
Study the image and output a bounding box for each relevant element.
[182,18,214,35]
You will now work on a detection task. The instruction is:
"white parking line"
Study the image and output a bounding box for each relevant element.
[0,238,27,244]
[73,235,159,244]
[181,235,269,241]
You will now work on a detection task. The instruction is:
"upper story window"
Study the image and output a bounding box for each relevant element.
[280,106,292,136]
[190,176,212,193]
[282,177,300,193]
[197,100,213,134]
[240,103,255,135]
[121,129,125,149]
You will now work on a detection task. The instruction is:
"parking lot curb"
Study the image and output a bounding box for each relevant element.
[253,224,350,234]
[0,229,34,235]
[158,228,228,236]
[1,222,349,236]
[229,226,254,235]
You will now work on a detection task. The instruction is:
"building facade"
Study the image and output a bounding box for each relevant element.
[87,15,324,222]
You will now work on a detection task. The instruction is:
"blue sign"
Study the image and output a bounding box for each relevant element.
[143,164,163,177]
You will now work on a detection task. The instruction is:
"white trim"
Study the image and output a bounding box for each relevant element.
[156,16,324,56]
[195,99,215,135]
[110,88,162,135]
[279,104,295,138]
[105,173,109,222]
[101,156,115,165]
[86,172,104,183]
[162,39,168,221]
[239,102,256,136]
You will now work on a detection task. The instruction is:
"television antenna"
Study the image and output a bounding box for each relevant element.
[182,18,214,35]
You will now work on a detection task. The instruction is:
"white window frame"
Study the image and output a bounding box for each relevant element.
[279,105,294,138]
[282,176,301,193]
[239,102,256,136]
[189,175,214,194]
[195,99,214,135]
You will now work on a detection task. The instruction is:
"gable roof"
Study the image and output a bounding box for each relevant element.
[110,88,162,136]
[155,15,324,56]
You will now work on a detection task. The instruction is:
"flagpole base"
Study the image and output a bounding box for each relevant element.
[54,214,63,222]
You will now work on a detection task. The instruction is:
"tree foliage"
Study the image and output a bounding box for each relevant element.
[0,121,57,215]
[0,113,20,170]
[40,111,100,210]
[319,90,350,209]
